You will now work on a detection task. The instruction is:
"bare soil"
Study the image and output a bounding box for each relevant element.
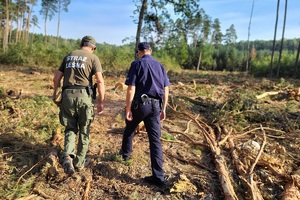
[1,65,300,200]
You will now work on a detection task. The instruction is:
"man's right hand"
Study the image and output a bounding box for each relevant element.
[160,110,166,121]
[125,110,133,121]
[97,102,104,115]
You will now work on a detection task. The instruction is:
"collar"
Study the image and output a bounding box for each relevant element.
[142,54,152,58]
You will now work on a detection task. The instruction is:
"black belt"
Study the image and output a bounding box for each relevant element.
[65,89,86,94]
[62,86,88,90]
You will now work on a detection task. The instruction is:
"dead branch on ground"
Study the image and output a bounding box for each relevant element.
[164,150,212,172]
[32,188,52,199]
[82,179,92,200]
[162,118,208,147]
[168,104,239,199]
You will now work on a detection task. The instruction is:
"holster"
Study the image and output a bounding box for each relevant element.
[91,83,97,100]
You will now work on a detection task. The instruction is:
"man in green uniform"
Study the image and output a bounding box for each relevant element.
[53,35,105,174]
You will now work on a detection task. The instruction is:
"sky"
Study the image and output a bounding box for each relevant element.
[32,0,300,45]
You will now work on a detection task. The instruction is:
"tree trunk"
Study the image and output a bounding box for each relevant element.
[276,0,288,78]
[135,0,147,59]
[56,11,61,48]
[270,0,280,77]
[56,0,61,48]
[196,50,202,72]
[44,11,48,46]
[246,0,255,72]
[295,40,300,76]
[15,7,20,43]
[3,0,9,52]
[25,2,34,47]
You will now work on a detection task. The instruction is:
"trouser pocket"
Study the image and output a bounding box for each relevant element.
[78,104,94,125]
[59,107,68,126]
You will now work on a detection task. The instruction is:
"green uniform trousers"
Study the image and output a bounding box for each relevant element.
[59,89,94,168]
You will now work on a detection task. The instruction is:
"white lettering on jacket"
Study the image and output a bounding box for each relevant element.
[66,62,85,69]
[66,56,87,62]
[65,56,87,69]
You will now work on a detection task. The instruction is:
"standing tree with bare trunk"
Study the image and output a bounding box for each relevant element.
[276,0,288,78]
[295,40,300,75]
[56,0,70,48]
[24,0,37,47]
[270,0,280,77]
[40,0,57,46]
[246,0,255,72]
[134,0,147,59]
[3,0,9,52]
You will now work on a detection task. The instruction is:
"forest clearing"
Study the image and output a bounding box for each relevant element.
[1,65,300,200]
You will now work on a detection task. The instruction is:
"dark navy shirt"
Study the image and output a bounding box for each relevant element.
[125,55,170,100]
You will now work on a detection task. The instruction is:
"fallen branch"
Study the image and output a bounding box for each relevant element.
[165,150,212,172]
[161,138,185,144]
[168,130,208,147]
[218,126,232,146]
[15,156,48,187]
[82,179,92,200]
[255,91,280,99]
[228,126,265,200]
[246,126,266,200]
[15,195,38,200]
[168,104,239,199]
[233,127,285,139]
[0,148,49,156]
[164,119,208,147]
[32,188,52,199]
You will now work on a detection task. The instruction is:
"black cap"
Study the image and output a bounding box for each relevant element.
[137,42,151,51]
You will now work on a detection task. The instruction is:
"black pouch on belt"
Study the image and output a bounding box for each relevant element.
[86,86,93,96]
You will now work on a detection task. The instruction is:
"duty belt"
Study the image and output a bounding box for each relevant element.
[133,94,161,110]
[140,94,160,104]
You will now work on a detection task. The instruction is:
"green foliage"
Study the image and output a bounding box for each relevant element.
[0,29,299,78]
[102,154,133,166]
[1,176,35,199]
[0,42,29,65]
[0,39,75,69]
[176,36,189,66]
[250,50,298,77]
[250,55,272,76]
[162,132,175,140]
[97,43,134,71]
[1,95,59,142]
[0,87,5,98]
[225,88,257,112]
[154,50,181,71]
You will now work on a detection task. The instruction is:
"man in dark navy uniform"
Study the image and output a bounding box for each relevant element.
[120,42,170,186]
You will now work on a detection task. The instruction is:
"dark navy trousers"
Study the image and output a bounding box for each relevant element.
[121,99,164,182]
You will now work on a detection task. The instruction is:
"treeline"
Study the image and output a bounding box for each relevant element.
[0,0,299,78]
[0,32,300,78]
